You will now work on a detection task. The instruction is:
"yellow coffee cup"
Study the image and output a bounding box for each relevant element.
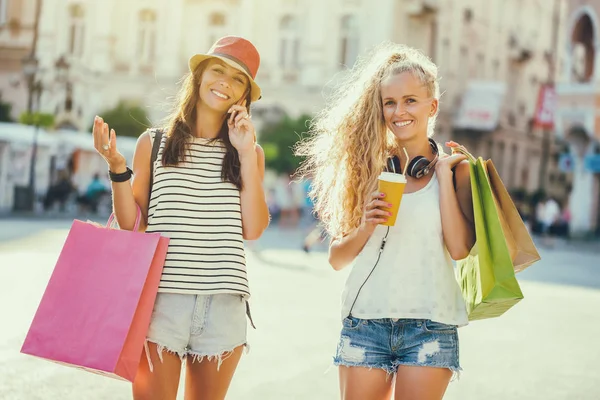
[377,172,407,227]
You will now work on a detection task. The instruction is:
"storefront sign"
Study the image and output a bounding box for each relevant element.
[534,84,556,130]
[454,82,506,131]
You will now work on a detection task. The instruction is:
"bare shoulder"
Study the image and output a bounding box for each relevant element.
[136,129,153,149]
[132,130,153,172]
[454,159,471,189]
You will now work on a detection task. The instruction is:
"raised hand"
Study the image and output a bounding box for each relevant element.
[227,100,256,157]
[92,116,126,172]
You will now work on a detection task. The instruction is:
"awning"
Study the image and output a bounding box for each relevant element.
[453,81,506,131]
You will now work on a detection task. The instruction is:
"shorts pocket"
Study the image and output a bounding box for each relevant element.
[342,316,363,330]
[423,320,456,334]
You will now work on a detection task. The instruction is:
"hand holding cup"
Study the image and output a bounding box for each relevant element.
[361,191,393,235]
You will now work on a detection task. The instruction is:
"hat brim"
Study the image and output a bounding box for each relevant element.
[189,54,262,102]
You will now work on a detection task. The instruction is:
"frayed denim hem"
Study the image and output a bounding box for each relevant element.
[144,339,248,373]
[333,359,396,380]
[332,358,462,382]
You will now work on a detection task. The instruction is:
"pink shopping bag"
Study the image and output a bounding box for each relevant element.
[21,207,169,382]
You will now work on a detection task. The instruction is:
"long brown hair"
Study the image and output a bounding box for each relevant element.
[161,61,252,190]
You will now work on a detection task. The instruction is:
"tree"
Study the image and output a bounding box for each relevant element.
[259,114,312,174]
[93,101,150,137]
[19,112,55,128]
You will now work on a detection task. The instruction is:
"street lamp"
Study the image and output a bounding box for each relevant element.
[21,55,43,212]
[22,55,38,113]
[54,55,72,113]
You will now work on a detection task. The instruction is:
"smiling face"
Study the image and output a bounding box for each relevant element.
[198,59,250,112]
[380,71,438,142]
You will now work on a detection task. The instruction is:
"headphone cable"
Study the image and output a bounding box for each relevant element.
[346,225,391,318]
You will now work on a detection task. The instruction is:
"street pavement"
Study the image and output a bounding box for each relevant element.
[0,217,599,399]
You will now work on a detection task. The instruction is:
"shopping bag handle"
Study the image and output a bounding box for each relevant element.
[106,204,142,231]
[452,145,477,163]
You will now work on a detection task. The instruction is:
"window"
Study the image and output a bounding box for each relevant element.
[68,4,85,57]
[441,39,451,75]
[493,59,500,80]
[208,12,227,47]
[339,15,359,68]
[0,0,7,25]
[459,46,468,88]
[497,141,505,174]
[429,20,438,62]
[509,143,519,187]
[137,9,157,64]
[476,53,485,78]
[486,139,494,160]
[280,15,300,69]
[463,8,473,23]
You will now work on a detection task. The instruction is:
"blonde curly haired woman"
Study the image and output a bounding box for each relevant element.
[297,42,475,400]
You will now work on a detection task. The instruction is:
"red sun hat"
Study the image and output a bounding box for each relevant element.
[189,36,262,102]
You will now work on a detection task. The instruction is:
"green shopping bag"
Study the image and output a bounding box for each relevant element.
[455,150,530,321]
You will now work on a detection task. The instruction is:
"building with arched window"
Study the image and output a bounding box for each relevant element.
[556,2,600,236]
[0,0,578,213]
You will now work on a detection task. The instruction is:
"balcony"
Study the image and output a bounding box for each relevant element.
[405,0,438,17]
[508,34,533,64]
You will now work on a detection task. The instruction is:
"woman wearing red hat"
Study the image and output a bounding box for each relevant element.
[92,36,269,399]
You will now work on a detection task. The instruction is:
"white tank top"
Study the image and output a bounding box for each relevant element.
[340,172,468,327]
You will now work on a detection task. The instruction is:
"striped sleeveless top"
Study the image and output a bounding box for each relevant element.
[145,130,249,298]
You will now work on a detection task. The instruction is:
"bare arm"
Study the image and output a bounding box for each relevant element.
[239,144,270,240]
[437,159,475,260]
[328,226,373,271]
[93,116,151,231]
[112,132,152,231]
[328,191,391,271]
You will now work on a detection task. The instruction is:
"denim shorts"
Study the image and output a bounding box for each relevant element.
[145,293,248,370]
[333,317,460,376]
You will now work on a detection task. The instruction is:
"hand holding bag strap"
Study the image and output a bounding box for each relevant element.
[148,129,163,206]
[452,145,477,163]
[450,145,476,191]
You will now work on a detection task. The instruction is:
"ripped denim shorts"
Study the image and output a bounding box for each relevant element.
[333,317,460,376]
[145,293,248,371]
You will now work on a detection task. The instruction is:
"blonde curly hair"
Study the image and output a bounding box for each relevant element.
[296,42,440,238]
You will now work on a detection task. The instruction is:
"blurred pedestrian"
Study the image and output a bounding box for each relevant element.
[301,177,327,252]
[297,43,473,399]
[92,36,269,399]
[43,169,74,212]
[273,174,297,228]
[76,173,108,213]
[541,196,561,247]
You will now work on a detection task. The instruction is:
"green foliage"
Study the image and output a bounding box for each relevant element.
[19,112,55,128]
[0,100,13,122]
[259,114,312,174]
[92,101,149,137]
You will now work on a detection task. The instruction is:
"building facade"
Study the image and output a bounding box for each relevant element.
[555,0,600,236]
[0,0,37,118]
[2,0,572,204]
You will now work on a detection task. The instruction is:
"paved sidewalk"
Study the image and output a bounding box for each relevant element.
[0,221,599,399]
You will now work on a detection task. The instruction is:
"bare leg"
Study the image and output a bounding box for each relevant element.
[394,365,452,400]
[184,345,244,400]
[339,366,394,400]
[132,342,182,400]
